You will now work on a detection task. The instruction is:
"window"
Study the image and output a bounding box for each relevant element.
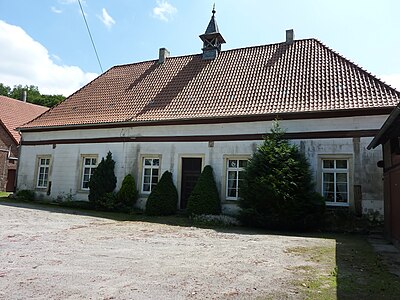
[322,159,349,205]
[37,158,50,188]
[81,157,97,190]
[141,157,160,193]
[226,159,248,200]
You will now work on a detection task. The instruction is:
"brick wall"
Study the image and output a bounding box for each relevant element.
[0,126,18,191]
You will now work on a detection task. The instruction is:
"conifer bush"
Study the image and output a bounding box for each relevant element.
[88,151,117,209]
[145,171,178,215]
[239,122,325,230]
[187,165,221,216]
[116,174,138,211]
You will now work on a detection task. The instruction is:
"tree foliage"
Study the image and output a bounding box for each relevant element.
[88,151,117,209]
[116,174,138,211]
[0,83,65,107]
[145,171,178,216]
[239,122,325,230]
[187,165,221,216]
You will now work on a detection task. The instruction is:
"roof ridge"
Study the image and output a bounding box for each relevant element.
[0,95,49,108]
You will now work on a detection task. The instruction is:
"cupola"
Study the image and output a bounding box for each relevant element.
[199,5,226,60]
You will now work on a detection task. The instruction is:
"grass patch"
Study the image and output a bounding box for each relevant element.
[287,234,400,299]
[287,244,337,299]
[0,192,12,198]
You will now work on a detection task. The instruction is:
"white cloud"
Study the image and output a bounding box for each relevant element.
[152,0,177,22]
[381,74,400,92]
[98,8,116,29]
[51,6,63,14]
[0,20,98,96]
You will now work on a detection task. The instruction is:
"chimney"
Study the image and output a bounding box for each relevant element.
[22,90,27,102]
[158,48,170,64]
[286,29,294,44]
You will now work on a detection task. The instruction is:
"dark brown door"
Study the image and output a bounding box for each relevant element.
[181,158,202,209]
[6,169,16,192]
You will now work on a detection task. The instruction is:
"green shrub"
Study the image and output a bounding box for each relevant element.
[145,171,178,216]
[58,201,94,210]
[116,174,138,212]
[16,190,35,201]
[95,192,118,211]
[187,165,221,216]
[88,151,117,210]
[239,122,325,230]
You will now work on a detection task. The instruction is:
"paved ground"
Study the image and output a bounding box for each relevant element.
[0,202,334,299]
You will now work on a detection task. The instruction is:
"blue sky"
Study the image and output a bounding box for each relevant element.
[0,0,399,96]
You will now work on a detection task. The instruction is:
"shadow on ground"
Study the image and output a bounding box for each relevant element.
[1,199,400,299]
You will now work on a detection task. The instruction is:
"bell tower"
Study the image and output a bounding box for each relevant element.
[199,5,226,60]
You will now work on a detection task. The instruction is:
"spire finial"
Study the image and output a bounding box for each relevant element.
[212,3,216,15]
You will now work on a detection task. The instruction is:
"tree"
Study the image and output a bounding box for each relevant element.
[239,122,325,230]
[116,174,138,211]
[145,171,178,216]
[0,82,65,107]
[88,151,117,209]
[0,83,11,96]
[187,165,221,216]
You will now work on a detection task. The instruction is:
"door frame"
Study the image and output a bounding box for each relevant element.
[177,154,205,209]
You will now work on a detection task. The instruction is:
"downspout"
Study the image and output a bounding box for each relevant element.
[15,132,23,193]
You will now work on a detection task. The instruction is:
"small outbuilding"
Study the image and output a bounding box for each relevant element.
[368,105,400,247]
[0,95,48,192]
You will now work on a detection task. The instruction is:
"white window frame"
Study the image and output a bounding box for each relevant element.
[80,155,98,190]
[225,157,249,201]
[36,156,51,189]
[322,158,350,207]
[141,156,161,194]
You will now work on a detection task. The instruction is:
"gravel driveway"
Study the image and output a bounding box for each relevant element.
[0,202,334,299]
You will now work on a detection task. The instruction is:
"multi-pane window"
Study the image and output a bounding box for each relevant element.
[37,158,50,188]
[322,159,349,204]
[226,159,248,200]
[81,157,97,190]
[142,158,160,193]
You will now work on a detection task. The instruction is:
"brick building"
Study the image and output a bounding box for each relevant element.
[0,95,48,191]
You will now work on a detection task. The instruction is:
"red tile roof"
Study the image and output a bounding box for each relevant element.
[0,96,48,142]
[23,39,400,129]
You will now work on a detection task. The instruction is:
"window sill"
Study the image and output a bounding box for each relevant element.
[77,189,90,194]
[223,198,239,203]
[139,193,151,198]
[35,187,48,190]
[325,202,349,207]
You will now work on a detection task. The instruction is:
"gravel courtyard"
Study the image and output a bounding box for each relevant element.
[0,202,334,299]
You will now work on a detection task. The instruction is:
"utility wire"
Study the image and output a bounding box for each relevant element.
[78,0,104,73]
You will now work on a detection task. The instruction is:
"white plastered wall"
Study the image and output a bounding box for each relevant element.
[17,115,386,215]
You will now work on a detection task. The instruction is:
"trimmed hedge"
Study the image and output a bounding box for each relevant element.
[187,165,221,216]
[145,171,178,216]
[116,174,138,211]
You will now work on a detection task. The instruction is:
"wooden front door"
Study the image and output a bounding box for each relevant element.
[180,158,202,209]
[6,169,16,192]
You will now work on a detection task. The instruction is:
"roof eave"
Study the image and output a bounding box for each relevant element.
[19,107,395,133]
[367,105,400,149]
